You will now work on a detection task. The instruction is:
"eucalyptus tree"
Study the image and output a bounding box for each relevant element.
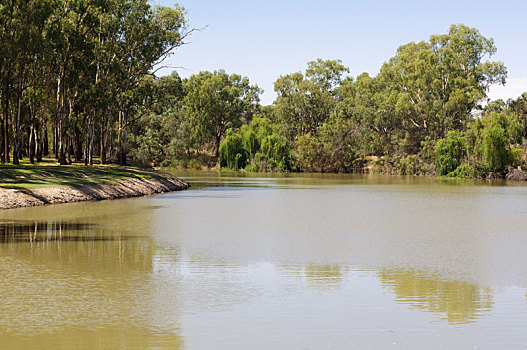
[46,0,105,164]
[337,73,402,156]
[509,92,527,137]
[183,70,261,157]
[0,0,57,163]
[0,0,19,163]
[26,1,56,164]
[378,24,507,154]
[273,59,349,141]
[0,0,187,166]
[105,1,188,165]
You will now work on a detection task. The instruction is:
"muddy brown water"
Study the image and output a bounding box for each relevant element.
[1,171,527,349]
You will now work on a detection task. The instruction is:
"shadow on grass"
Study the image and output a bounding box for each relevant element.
[0,164,162,190]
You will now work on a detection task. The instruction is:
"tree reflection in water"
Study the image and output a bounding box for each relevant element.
[379,268,494,325]
[0,219,183,350]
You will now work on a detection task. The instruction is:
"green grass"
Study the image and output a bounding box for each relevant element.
[0,158,167,190]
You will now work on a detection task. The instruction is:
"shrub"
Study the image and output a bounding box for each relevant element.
[509,147,524,167]
[293,117,360,173]
[293,133,325,172]
[435,131,466,176]
[481,125,509,171]
[446,163,477,179]
[395,154,434,175]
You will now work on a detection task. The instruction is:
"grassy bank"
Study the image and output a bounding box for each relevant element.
[0,159,168,190]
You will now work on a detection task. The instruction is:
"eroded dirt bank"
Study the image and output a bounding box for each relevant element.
[0,177,189,210]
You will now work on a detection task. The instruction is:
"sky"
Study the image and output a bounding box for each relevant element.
[152,0,527,105]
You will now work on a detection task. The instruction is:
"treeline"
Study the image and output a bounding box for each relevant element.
[132,24,527,177]
[3,15,527,179]
[0,0,187,166]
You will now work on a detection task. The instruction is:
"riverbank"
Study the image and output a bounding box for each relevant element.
[0,163,189,210]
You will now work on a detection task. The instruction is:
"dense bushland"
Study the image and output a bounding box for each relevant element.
[134,24,526,178]
[2,12,526,179]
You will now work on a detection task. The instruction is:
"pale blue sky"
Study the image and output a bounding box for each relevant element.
[153,0,527,105]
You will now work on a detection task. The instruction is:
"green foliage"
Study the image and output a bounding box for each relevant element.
[509,147,524,167]
[132,114,166,166]
[219,131,247,170]
[120,25,527,178]
[419,137,436,163]
[435,131,466,176]
[484,110,523,145]
[184,70,261,156]
[243,130,259,159]
[260,135,291,170]
[274,59,349,140]
[446,163,478,179]
[218,118,291,171]
[397,155,426,176]
[377,24,506,154]
[481,125,509,171]
[467,107,524,172]
[293,116,359,173]
[294,133,323,172]
[0,0,188,166]
[3,14,523,178]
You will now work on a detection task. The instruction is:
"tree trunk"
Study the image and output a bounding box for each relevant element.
[117,109,127,165]
[3,88,9,163]
[100,123,106,164]
[34,119,40,163]
[84,114,94,166]
[108,126,114,163]
[67,126,73,164]
[215,130,221,158]
[29,97,37,164]
[29,121,35,164]
[13,74,24,165]
[42,118,48,159]
[0,119,4,162]
[57,76,67,165]
[88,115,94,166]
[53,122,58,158]
[75,126,82,162]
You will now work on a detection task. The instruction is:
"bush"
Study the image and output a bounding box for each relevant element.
[481,125,509,171]
[435,131,466,176]
[509,147,524,167]
[293,133,324,172]
[446,163,477,179]
[293,117,360,173]
[394,154,434,175]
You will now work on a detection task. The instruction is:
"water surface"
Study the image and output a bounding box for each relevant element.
[1,172,527,349]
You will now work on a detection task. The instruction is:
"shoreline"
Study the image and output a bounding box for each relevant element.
[0,176,189,210]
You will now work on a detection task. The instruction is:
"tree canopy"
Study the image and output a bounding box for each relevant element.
[0,0,188,166]
[1,18,525,179]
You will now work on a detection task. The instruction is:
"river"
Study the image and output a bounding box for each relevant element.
[1,172,527,349]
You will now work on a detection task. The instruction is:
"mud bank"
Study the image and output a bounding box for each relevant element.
[0,176,189,210]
